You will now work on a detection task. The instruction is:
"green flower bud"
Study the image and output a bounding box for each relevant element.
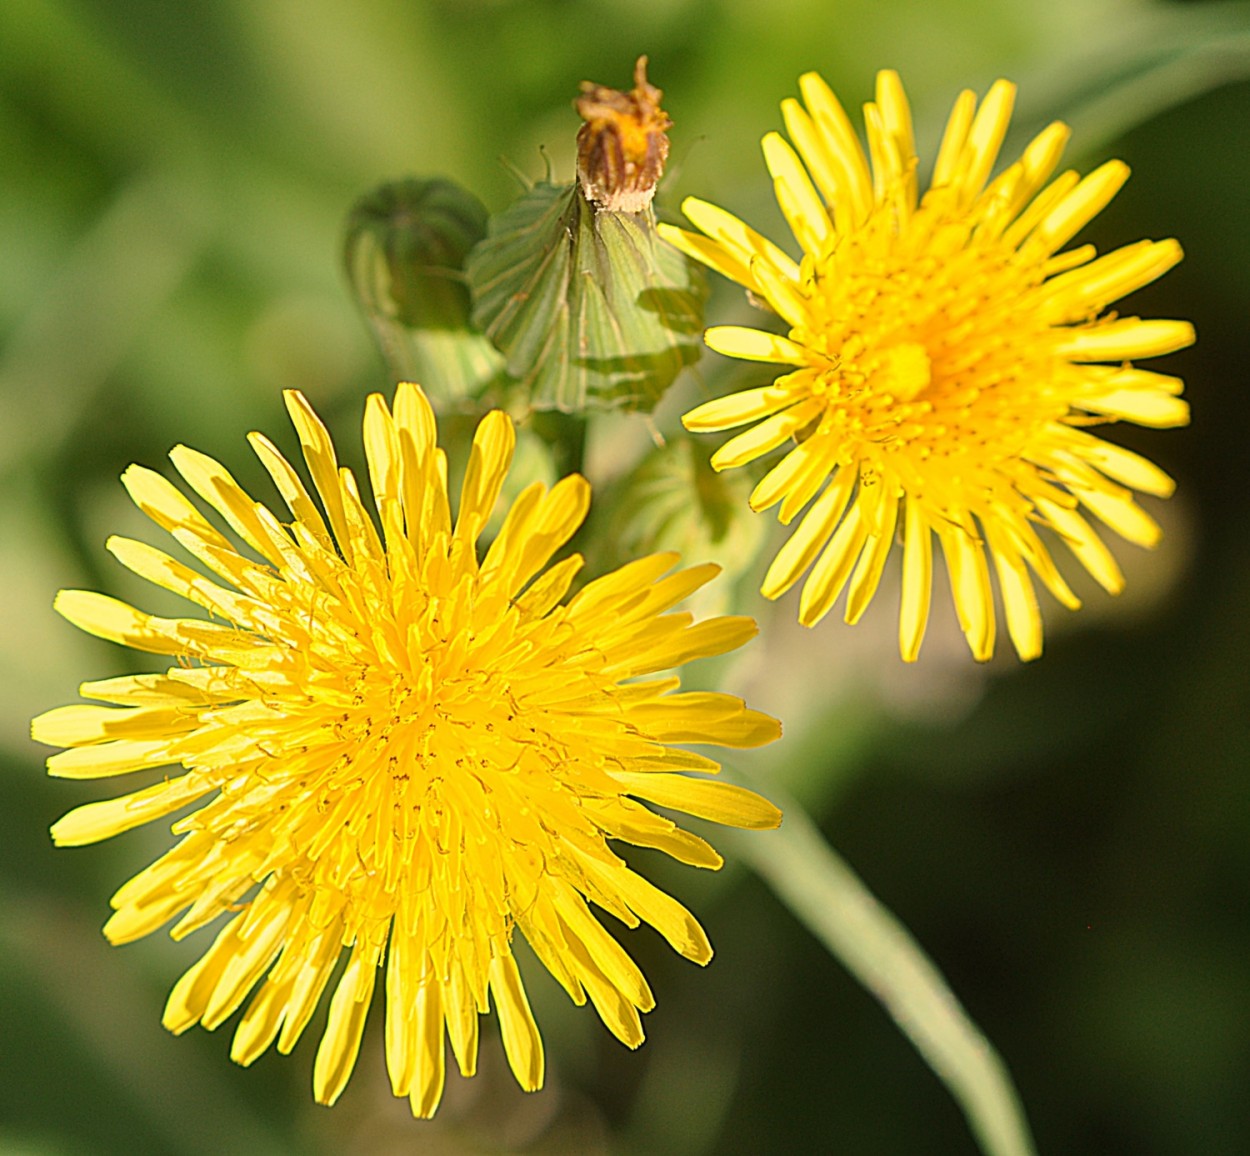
[343,177,505,405]
[466,60,706,415]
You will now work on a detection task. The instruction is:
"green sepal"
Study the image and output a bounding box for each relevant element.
[343,177,505,404]
[466,183,706,414]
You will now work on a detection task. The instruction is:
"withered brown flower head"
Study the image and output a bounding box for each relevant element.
[576,56,672,213]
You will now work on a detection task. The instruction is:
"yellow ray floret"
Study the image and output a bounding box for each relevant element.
[32,382,782,1116]
[659,69,1194,662]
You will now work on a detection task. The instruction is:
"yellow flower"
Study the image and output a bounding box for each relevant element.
[660,71,1194,661]
[32,384,781,1116]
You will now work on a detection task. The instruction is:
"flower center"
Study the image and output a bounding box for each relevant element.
[794,210,1069,494]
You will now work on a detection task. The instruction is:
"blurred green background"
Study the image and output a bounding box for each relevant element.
[3,0,1249,1152]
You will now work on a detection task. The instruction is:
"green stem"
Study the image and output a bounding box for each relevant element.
[725,780,1038,1156]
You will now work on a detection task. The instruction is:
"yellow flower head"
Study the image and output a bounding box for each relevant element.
[660,71,1194,661]
[32,384,781,1116]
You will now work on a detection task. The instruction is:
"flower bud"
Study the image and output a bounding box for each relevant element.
[465,60,705,414]
[343,177,504,404]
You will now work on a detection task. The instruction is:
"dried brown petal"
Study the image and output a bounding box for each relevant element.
[576,56,671,214]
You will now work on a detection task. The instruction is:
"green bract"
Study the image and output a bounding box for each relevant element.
[467,183,706,414]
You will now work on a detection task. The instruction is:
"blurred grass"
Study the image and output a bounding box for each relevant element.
[4,1,1250,1153]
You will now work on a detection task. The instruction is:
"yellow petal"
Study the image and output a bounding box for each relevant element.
[683,384,799,433]
[444,966,480,1079]
[202,895,293,1031]
[32,702,193,748]
[1062,428,1178,496]
[747,422,835,511]
[585,858,713,966]
[276,930,346,1056]
[762,131,832,254]
[1030,160,1130,254]
[54,589,184,655]
[796,72,873,224]
[680,196,800,282]
[939,521,996,662]
[361,393,405,550]
[713,398,823,473]
[121,464,232,550]
[956,79,1015,204]
[46,737,179,779]
[313,946,379,1106]
[1036,497,1124,594]
[553,888,653,1010]
[457,409,515,536]
[249,431,333,550]
[845,486,899,625]
[1039,239,1183,321]
[931,89,977,191]
[658,223,756,295]
[283,388,353,554]
[622,615,760,675]
[872,70,917,211]
[1057,317,1195,361]
[704,325,812,366]
[1075,486,1161,549]
[627,693,781,748]
[1075,368,1188,429]
[614,771,782,830]
[50,773,210,846]
[231,978,289,1067]
[761,469,855,599]
[797,503,868,627]
[489,953,544,1093]
[987,531,1043,661]
[167,445,280,567]
[899,497,934,662]
[408,979,447,1118]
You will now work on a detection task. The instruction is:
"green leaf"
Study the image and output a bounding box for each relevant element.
[1018,2,1250,152]
[466,183,706,414]
[727,777,1038,1156]
[606,437,767,612]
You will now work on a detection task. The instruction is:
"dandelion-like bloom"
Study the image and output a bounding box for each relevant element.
[660,71,1194,661]
[32,383,781,1116]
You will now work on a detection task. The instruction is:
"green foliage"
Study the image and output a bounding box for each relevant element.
[605,437,766,609]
